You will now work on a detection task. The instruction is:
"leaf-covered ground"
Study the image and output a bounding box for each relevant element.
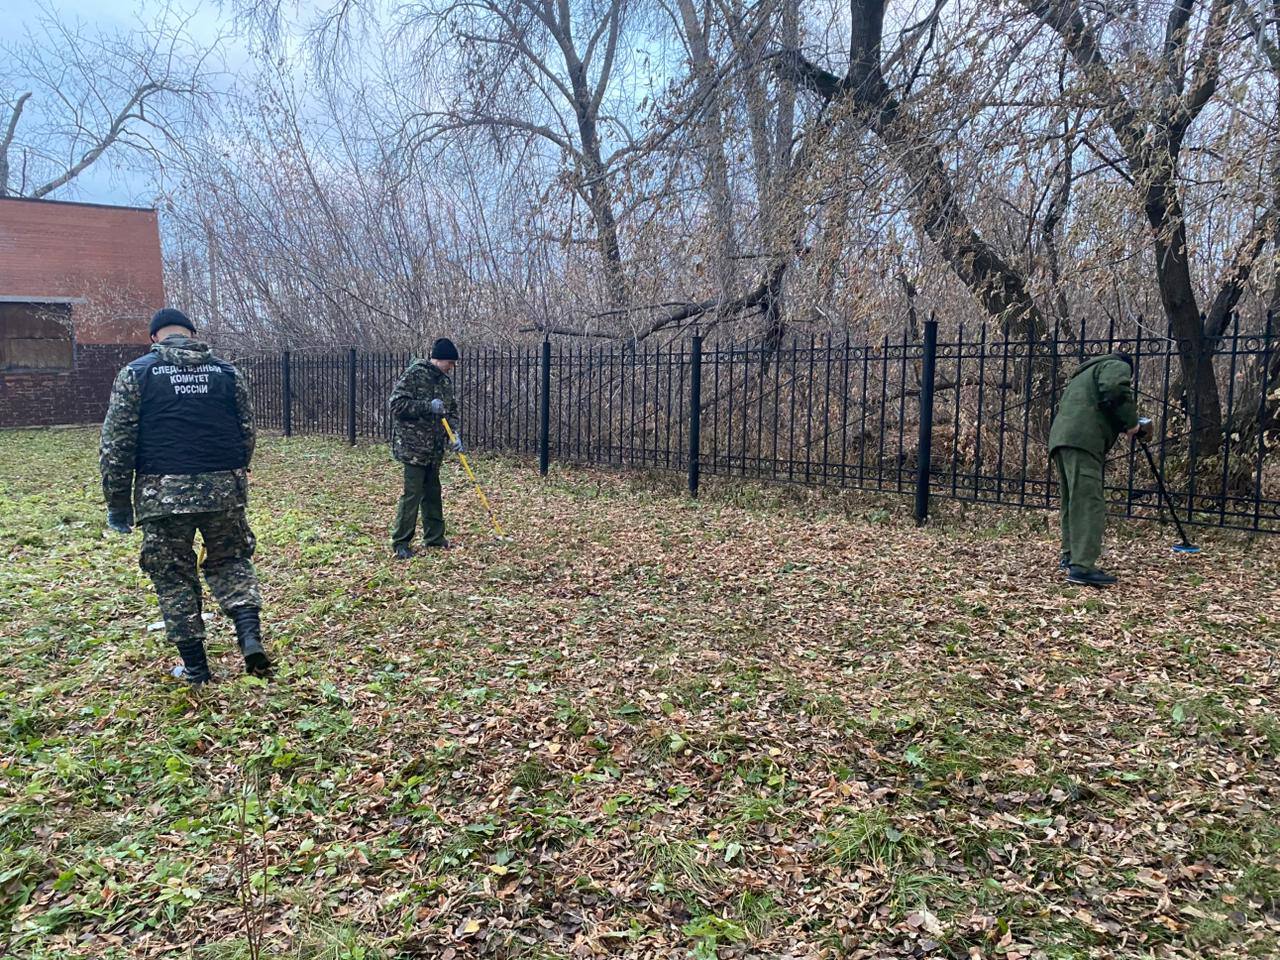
[2,429,1278,960]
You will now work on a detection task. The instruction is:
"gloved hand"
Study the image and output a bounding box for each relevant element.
[429,398,446,415]
[451,436,465,453]
[107,506,134,534]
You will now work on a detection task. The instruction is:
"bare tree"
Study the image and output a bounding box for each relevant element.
[158,0,1280,468]
[1015,0,1274,437]
[672,0,740,303]
[717,0,798,340]
[776,1,1048,346]
[403,0,634,307]
[1224,0,1280,444]
[165,54,561,353]
[0,3,217,199]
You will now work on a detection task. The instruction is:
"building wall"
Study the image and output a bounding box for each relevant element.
[0,343,144,429]
[0,197,164,345]
[0,197,165,427]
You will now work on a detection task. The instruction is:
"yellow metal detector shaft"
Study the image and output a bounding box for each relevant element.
[441,416,506,539]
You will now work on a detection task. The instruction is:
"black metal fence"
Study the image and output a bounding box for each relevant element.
[236,316,1279,534]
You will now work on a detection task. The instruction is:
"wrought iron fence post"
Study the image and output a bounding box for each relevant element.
[914,319,939,525]
[347,347,357,445]
[539,338,552,476]
[281,350,293,437]
[1255,311,1275,531]
[688,333,703,498]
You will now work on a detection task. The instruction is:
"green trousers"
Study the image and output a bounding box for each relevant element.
[1053,447,1107,571]
[391,462,446,548]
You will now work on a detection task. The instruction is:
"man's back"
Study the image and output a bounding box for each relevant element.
[127,340,247,475]
[100,333,255,522]
[1048,353,1137,459]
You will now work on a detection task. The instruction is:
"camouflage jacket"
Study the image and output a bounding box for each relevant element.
[100,336,255,522]
[389,360,458,467]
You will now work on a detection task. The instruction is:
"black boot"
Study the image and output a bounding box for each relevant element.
[231,608,273,677]
[1059,552,1071,571]
[1066,565,1118,588]
[172,638,212,685]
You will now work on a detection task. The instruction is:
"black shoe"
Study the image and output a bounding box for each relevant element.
[172,639,212,685]
[231,608,273,678]
[393,544,415,560]
[423,538,450,550]
[1066,565,1117,588]
[1059,553,1071,571]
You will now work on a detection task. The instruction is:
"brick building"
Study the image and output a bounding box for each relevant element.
[0,196,165,427]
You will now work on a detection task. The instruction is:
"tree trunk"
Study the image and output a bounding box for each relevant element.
[1042,111,1073,330]
[900,138,1045,345]
[1228,148,1280,478]
[1143,161,1223,439]
[566,61,628,307]
[773,0,798,174]
[677,0,738,306]
[740,4,790,329]
[1019,0,1230,440]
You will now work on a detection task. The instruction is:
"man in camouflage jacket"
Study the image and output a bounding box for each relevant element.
[100,308,273,684]
[389,337,462,558]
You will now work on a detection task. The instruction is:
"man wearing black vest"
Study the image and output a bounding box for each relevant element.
[100,308,273,684]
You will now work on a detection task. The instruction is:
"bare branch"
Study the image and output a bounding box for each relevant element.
[1018,0,1145,156]
[4,3,215,200]
[590,1,623,111]
[407,109,581,157]
[31,82,162,198]
[1177,0,1236,135]
[0,91,33,196]
[1205,206,1278,337]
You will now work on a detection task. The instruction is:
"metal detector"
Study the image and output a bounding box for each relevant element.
[441,416,510,542]
[1137,425,1201,554]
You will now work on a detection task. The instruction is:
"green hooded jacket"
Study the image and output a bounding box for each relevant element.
[1048,354,1139,459]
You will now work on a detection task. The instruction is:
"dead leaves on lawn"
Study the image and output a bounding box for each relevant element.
[1,430,1278,959]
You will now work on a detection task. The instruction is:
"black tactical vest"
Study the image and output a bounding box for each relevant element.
[128,352,248,475]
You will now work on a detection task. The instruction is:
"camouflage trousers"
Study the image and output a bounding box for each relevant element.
[140,510,262,645]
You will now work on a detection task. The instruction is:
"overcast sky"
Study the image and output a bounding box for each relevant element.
[3,0,248,206]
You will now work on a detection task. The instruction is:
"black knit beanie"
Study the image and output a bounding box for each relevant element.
[150,308,196,338]
[430,337,459,361]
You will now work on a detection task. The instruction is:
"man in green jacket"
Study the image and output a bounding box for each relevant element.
[1048,352,1146,587]
[389,338,462,559]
